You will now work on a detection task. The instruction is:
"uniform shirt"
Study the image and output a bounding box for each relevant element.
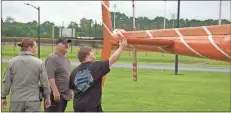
[45,52,72,100]
[69,60,110,110]
[1,51,50,101]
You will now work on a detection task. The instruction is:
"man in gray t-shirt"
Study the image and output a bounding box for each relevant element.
[44,37,72,112]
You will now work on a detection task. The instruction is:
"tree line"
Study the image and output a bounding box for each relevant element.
[2,12,231,38]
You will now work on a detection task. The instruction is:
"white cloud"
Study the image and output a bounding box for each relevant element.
[2,1,230,27]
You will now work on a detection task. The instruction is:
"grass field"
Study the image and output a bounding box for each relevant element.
[1,63,230,112]
[1,45,230,67]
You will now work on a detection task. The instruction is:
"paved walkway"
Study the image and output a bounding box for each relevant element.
[2,58,230,73]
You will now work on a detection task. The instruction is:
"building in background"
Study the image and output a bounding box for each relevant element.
[59,27,76,38]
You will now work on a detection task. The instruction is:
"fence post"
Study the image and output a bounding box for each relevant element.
[92,41,93,48]
[52,25,54,52]
[2,39,5,50]
[71,41,73,54]
[14,39,16,50]
[52,39,54,52]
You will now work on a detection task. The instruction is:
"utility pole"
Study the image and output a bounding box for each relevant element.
[71,22,73,38]
[71,22,73,53]
[24,3,40,58]
[132,0,136,31]
[171,13,175,28]
[164,0,166,29]
[113,4,116,30]
[218,0,222,25]
[95,20,97,38]
[38,6,40,58]
[61,21,64,37]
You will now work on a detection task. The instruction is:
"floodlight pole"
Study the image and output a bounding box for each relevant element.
[24,3,40,58]
[164,0,166,29]
[218,0,222,25]
[113,4,116,29]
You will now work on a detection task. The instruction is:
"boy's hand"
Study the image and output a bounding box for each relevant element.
[119,38,128,49]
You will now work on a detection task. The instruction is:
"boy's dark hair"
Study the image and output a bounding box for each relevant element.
[78,46,92,62]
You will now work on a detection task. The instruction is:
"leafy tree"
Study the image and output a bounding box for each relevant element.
[2,14,231,38]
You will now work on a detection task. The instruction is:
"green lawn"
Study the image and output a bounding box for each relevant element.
[1,63,230,111]
[1,45,230,67]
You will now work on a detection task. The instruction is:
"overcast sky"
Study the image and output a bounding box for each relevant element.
[2,1,231,27]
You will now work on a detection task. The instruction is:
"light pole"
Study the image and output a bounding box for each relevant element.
[218,0,222,25]
[164,0,166,29]
[171,13,175,28]
[113,4,116,30]
[24,3,40,58]
[132,0,136,31]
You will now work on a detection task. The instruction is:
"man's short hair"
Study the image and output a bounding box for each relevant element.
[78,46,92,62]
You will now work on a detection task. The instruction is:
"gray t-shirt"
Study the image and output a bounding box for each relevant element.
[45,52,72,100]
